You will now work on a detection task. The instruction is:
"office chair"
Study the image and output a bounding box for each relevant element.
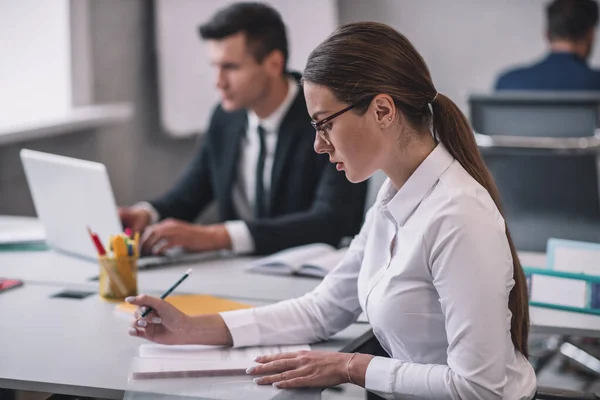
[470,91,600,387]
[469,91,600,252]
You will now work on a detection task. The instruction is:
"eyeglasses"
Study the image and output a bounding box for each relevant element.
[311,103,357,145]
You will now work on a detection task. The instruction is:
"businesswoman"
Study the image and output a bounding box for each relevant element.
[128,22,536,399]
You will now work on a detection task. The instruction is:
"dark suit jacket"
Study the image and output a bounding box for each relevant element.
[150,74,367,255]
[496,52,600,91]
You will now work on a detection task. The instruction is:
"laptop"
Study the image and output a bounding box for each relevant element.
[20,149,220,268]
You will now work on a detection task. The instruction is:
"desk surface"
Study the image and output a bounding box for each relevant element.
[3,216,600,398]
[0,250,319,302]
[4,247,600,337]
[0,282,370,400]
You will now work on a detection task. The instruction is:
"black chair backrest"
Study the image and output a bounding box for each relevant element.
[469,92,600,251]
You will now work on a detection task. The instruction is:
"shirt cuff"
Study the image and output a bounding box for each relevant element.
[134,201,160,224]
[365,356,399,400]
[224,220,255,254]
[219,308,261,348]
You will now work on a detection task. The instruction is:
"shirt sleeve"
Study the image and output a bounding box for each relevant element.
[364,193,519,400]
[134,201,160,224]
[220,208,376,348]
[224,221,255,254]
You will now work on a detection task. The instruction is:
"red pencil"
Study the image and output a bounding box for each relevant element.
[87,226,107,256]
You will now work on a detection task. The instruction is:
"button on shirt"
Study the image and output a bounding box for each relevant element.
[220,144,537,399]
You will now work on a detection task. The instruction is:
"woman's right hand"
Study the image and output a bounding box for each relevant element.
[126,295,192,345]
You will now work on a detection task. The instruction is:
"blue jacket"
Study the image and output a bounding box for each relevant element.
[495,52,600,90]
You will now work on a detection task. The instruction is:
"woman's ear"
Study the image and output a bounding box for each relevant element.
[372,94,395,128]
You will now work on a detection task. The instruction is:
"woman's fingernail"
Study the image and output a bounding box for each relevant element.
[253,377,262,384]
[129,327,137,335]
[151,317,162,324]
[140,307,148,314]
[125,296,136,303]
[273,382,281,388]
[246,366,255,374]
[137,319,147,327]
[254,356,261,362]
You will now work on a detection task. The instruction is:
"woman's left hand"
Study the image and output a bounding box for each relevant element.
[246,350,355,389]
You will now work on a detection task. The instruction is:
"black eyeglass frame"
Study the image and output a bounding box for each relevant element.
[310,103,357,134]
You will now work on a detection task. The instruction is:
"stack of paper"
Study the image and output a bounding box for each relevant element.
[0,216,47,251]
[131,343,310,380]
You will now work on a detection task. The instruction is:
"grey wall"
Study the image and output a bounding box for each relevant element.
[0,0,197,216]
[338,0,600,111]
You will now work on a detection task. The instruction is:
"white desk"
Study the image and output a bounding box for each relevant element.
[0,250,319,302]
[0,282,370,400]
[3,237,600,338]
[3,216,600,399]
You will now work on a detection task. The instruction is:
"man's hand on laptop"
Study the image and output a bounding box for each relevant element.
[140,218,232,255]
[119,206,152,234]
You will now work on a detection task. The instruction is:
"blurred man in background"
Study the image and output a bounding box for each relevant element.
[119,2,366,256]
[496,0,600,90]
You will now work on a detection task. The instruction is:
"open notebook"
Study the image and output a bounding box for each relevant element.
[131,343,310,379]
[247,243,348,278]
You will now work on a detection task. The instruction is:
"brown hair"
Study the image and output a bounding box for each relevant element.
[304,22,529,357]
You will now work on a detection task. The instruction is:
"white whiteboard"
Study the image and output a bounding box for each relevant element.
[155,0,338,137]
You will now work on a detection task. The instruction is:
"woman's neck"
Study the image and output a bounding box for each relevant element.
[383,132,437,191]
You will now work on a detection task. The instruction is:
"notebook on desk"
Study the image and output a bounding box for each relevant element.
[116,294,253,316]
[131,344,310,379]
[0,216,45,245]
[247,243,348,278]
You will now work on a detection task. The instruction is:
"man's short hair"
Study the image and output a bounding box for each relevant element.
[547,0,599,41]
[198,2,288,72]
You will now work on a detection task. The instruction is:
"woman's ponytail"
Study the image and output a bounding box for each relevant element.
[431,94,530,357]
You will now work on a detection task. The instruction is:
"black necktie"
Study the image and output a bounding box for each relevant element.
[255,125,267,218]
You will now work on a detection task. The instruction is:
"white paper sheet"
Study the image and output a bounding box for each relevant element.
[554,246,600,275]
[531,275,587,308]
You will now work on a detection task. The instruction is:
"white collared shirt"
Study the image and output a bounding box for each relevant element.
[221,144,537,399]
[139,78,299,254]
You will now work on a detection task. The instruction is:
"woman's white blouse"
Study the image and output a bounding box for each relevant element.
[220,144,537,399]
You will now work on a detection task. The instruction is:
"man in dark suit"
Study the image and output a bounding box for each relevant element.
[119,2,366,256]
[496,0,600,90]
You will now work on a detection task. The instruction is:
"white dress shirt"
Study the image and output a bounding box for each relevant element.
[220,144,537,399]
[139,78,299,254]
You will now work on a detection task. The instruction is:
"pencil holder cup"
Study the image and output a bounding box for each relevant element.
[98,256,138,301]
